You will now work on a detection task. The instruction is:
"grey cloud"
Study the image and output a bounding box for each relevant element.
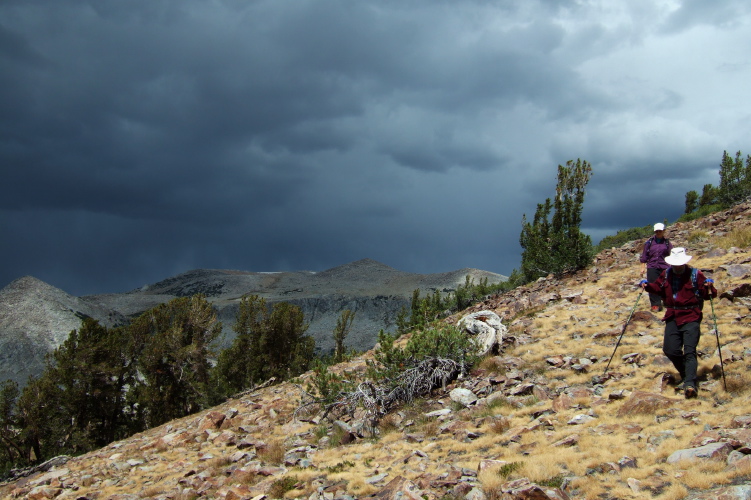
[1,0,749,296]
[663,0,751,32]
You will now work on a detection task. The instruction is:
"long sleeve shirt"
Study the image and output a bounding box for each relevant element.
[639,237,672,270]
[643,266,717,326]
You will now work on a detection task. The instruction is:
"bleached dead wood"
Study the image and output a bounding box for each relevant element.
[295,357,466,425]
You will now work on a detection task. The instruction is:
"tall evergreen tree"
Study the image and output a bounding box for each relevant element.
[263,302,314,379]
[698,183,718,207]
[684,190,699,214]
[44,319,132,451]
[5,320,133,465]
[333,309,355,362]
[719,150,751,206]
[519,159,593,282]
[129,295,222,428]
[211,296,315,398]
[0,380,23,469]
[211,294,268,397]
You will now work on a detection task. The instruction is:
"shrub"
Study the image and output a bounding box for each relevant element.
[268,476,299,499]
[594,225,653,253]
[676,203,726,222]
[368,324,478,382]
[305,361,352,406]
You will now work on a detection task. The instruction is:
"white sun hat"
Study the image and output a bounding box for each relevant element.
[654,223,665,231]
[665,247,692,266]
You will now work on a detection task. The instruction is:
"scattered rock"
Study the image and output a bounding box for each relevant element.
[449,388,478,407]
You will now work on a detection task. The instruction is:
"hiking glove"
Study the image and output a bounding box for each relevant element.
[639,279,648,286]
[705,278,714,285]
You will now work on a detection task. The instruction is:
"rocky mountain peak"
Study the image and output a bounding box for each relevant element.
[1,275,69,300]
[0,276,126,385]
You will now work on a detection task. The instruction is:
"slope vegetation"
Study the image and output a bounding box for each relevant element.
[1,202,750,500]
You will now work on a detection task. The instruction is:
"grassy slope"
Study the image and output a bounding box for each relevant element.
[1,201,750,500]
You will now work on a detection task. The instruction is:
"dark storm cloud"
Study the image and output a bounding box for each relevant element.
[1,0,750,295]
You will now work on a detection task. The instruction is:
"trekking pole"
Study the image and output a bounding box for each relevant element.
[710,296,727,391]
[604,288,644,374]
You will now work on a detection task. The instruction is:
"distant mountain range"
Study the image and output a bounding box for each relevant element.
[0,258,507,386]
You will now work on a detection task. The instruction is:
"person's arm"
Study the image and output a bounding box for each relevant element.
[639,239,650,275]
[640,269,665,294]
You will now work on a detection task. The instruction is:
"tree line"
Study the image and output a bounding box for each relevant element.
[0,274,506,476]
[0,294,315,475]
[682,150,751,220]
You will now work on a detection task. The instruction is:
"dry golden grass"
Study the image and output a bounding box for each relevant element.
[713,225,751,249]
[687,229,709,244]
[655,483,689,500]
[231,469,261,485]
[456,246,749,499]
[140,485,165,498]
[478,355,508,374]
[670,460,729,490]
[724,371,751,394]
[257,439,286,465]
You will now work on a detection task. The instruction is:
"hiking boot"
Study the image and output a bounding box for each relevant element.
[668,373,684,388]
[651,306,660,312]
[684,386,698,399]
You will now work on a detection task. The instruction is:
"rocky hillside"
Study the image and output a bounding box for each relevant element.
[0,259,506,385]
[1,201,750,500]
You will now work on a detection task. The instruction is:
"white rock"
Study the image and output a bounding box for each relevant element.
[450,388,478,407]
[567,414,596,425]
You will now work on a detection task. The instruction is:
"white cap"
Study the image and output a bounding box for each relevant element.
[654,223,665,231]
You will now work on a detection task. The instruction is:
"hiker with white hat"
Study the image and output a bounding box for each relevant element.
[640,247,717,399]
[639,223,672,312]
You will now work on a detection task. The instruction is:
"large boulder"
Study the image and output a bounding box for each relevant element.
[457,310,506,356]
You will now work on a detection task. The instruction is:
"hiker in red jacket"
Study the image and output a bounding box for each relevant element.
[640,223,672,312]
[640,247,717,399]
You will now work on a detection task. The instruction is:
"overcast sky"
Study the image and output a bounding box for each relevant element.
[1,0,749,296]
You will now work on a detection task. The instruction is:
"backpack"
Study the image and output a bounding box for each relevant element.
[666,266,703,310]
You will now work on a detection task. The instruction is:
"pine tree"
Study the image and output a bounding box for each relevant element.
[719,150,751,206]
[45,319,132,450]
[130,295,222,428]
[263,302,314,379]
[684,190,699,214]
[333,310,355,362]
[698,183,718,207]
[0,380,23,468]
[519,159,593,282]
[211,294,267,398]
[211,296,315,398]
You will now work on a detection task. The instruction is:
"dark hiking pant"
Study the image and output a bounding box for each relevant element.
[663,320,701,389]
[647,268,664,308]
